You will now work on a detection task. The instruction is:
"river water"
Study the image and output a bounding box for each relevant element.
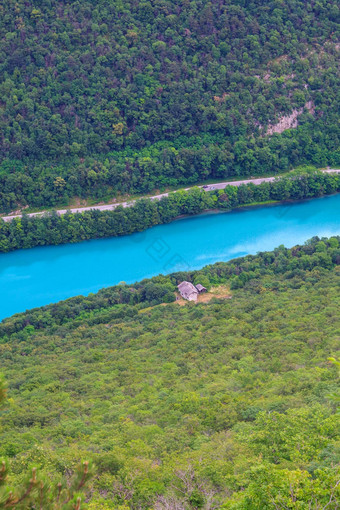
[1,194,340,321]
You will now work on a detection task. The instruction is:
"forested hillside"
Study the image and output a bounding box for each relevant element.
[0,0,339,211]
[0,238,339,508]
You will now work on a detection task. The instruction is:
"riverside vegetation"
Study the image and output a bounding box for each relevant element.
[0,167,339,253]
[0,238,339,508]
[0,0,339,211]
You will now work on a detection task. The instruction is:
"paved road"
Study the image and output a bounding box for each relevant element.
[2,169,340,222]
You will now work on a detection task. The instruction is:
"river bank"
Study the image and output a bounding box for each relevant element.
[2,168,339,222]
[0,169,339,255]
[0,192,339,321]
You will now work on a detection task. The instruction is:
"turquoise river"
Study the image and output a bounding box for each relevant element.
[1,193,340,321]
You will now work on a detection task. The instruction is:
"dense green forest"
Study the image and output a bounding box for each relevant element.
[0,0,339,211]
[0,167,339,253]
[0,238,339,508]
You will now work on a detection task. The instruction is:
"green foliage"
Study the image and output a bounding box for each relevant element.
[0,379,92,508]
[0,169,339,253]
[0,378,6,408]
[0,1,339,211]
[328,357,340,413]
[0,461,92,509]
[223,465,340,509]
[0,240,339,507]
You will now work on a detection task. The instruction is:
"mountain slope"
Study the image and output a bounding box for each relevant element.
[0,238,339,508]
[0,0,339,211]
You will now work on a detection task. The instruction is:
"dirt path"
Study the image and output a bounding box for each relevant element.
[175,285,232,305]
[2,169,339,223]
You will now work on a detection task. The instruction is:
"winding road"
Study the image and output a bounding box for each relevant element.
[2,169,339,222]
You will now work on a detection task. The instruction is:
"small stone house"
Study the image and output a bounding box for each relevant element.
[177,281,198,301]
[177,281,208,301]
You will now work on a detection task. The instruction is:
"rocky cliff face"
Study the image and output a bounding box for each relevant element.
[266,101,315,135]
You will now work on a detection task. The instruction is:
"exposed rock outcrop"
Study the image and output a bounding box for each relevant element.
[266,101,315,136]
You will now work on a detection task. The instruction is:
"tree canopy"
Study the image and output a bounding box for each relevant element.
[0,238,339,507]
[0,0,339,211]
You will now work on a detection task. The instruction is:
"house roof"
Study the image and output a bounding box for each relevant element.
[195,284,207,292]
[178,281,198,295]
